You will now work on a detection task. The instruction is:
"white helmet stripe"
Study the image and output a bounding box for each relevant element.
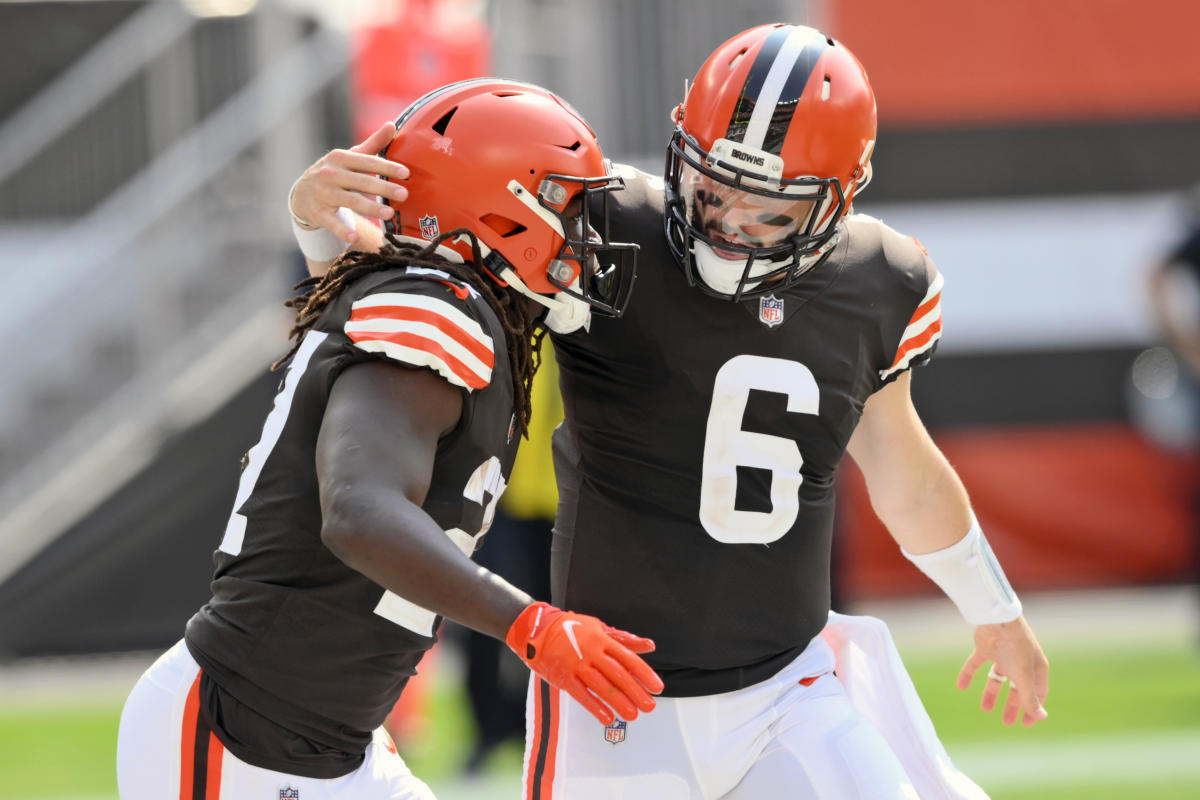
[743,27,826,151]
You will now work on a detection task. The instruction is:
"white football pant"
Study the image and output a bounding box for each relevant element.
[116,640,435,800]
[522,632,919,799]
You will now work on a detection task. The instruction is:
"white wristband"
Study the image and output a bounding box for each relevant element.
[290,207,355,263]
[291,216,347,262]
[901,513,1022,625]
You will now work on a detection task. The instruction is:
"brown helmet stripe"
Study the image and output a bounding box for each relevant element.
[728,26,829,155]
[727,25,793,144]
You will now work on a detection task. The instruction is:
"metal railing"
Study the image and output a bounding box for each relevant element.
[0,2,350,582]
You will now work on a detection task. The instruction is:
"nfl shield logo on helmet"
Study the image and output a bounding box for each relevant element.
[759,294,784,327]
[419,214,440,240]
[603,718,627,745]
[279,788,300,800]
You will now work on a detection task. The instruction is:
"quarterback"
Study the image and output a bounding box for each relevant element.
[293,24,1049,800]
[116,80,659,800]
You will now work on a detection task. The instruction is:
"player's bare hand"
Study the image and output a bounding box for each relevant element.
[289,121,410,243]
[507,601,664,726]
[957,615,1049,727]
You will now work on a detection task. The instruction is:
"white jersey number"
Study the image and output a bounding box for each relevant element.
[219,332,328,556]
[373,456,507,636]
[216,329,504,637]
[699,355,819,544]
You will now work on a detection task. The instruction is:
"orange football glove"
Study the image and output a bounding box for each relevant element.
[506,601,664,725]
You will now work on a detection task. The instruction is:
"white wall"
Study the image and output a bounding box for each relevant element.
[858,192,1183,354]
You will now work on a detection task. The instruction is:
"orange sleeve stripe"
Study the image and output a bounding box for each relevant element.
[349,304,494,367]
[908,291,941,326]
[346,330,490,390]
[889,316,943,369]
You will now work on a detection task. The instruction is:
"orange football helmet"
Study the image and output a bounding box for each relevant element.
[382,78,637,320]
[665,24,877,300]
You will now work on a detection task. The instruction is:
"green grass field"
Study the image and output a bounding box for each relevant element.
[3,638,1198,799]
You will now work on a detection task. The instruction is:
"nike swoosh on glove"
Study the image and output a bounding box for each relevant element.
[506,601,664,725]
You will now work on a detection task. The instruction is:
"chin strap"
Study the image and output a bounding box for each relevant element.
[691,230,840,298]
[494,264,592,334]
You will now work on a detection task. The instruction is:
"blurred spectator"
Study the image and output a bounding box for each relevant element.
[1146,183,1200,620]
[460,341,562,774]
[1148,186,1200,395]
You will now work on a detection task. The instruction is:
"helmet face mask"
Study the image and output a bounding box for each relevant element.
[380,78,638,320]
[664,24,876,302]
[528,173,639,318]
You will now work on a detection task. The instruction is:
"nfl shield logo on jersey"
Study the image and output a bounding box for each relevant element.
[759,294,784,327]
[419,214,440,240]
[603,718,627,744]
[279,788,300,800]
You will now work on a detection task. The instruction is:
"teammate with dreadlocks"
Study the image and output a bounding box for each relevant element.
[116,79,652,800]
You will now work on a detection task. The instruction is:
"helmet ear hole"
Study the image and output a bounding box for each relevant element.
[480,213,528,238]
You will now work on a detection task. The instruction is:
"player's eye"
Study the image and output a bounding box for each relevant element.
[757,214,794,227]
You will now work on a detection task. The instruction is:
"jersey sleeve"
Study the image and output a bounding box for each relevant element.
[877,233,943,384]
[339,274,496,391]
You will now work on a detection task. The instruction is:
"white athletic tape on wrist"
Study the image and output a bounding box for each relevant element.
[290,207,355,263]
[901,513,1022,625]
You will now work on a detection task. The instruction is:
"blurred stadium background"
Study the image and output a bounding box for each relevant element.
[1,0,1198,798]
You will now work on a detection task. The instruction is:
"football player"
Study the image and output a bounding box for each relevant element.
[116,79,659,800]
[289,24,1050,800]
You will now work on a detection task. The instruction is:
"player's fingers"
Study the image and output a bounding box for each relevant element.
[1022,704,1049,728]
[303,207,357,244]
[348,122,398,157]
[334,189,395,224]
[310,166,399,207]
[594,655,657,713]
[338,168,406,203]
[1001,682,1022,726]
[608,645,665,695]
[604,626,657,654]
[1012,662,1051,724]
[291,173,358,230]
[343,136,411,183]
[563,675,614,727]
[1016,679,1049,727]
[577,667,638,722]
[957,650,987,691]
[979,666,1006,713]
[324,152,411,193]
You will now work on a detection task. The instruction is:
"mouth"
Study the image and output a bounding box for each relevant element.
[707,233,745,260]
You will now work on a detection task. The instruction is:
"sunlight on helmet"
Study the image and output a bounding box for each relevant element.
[380,79,638,318]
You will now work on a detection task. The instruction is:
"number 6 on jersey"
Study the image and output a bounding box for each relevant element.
[700,354,819,544]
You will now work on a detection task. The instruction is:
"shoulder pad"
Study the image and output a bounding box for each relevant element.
[344,285,495,391]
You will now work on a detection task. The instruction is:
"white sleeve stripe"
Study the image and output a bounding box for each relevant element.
[880,330,942,380]
[402,267,480,296]
[346,318,493,379]
[352,339,490,390]
[898,300,942,344]
[352,292,490,347]
[919,272,944,305]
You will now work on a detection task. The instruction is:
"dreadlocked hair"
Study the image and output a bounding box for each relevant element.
[273,228,546,438]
